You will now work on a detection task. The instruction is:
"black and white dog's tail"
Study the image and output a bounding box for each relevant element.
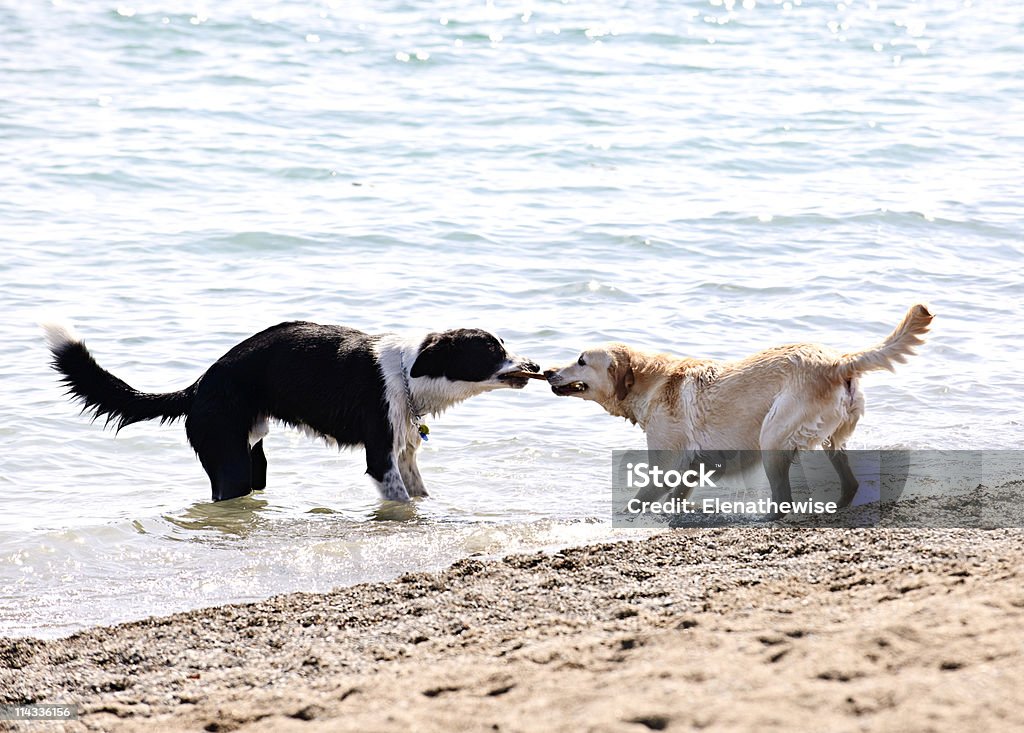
[43,323,196,431]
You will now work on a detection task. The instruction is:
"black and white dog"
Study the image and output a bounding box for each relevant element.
[43,322,539,502]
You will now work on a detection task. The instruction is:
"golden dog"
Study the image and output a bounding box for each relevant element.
[545,305,933,510]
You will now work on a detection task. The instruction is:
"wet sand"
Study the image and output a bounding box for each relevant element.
[2,521,1023,732]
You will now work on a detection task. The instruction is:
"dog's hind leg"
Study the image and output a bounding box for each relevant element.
[826,415,861,507]
[762,448,796,515]
[826,388,863,506]
[825,447,858,507]
[398,449,428,498]
[250,439,268,491]
[186,398,253,502]
[193,436,252,502]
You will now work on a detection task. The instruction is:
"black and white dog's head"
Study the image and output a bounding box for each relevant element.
[411,329,539,393]
[377,328,540,429]
[401,329,539,419]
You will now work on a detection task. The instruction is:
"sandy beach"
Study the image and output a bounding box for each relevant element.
[3,517,1023,733]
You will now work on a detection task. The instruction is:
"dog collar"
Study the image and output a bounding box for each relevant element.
[400,352,429,441]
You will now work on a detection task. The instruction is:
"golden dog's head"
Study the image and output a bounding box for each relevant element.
[544,344,635,405]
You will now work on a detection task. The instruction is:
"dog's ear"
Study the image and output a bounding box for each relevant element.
[411,332,452,378]
[611,351,635,401]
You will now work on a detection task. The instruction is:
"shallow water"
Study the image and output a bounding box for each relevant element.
[2,0,1022,637]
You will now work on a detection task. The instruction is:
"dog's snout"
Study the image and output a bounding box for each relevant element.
[522,360,540,373]
[543,368,557,380]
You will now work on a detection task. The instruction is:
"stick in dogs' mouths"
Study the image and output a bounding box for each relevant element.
[498,370,549,380]
[497,369,547,389]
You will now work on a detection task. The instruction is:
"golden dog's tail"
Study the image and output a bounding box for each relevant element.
[839,304,933,377]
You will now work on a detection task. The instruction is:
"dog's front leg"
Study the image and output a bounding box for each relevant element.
[398,448,428,498]
[366,446,411,502]
[379,457,412,501]
[632,481,667,504]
